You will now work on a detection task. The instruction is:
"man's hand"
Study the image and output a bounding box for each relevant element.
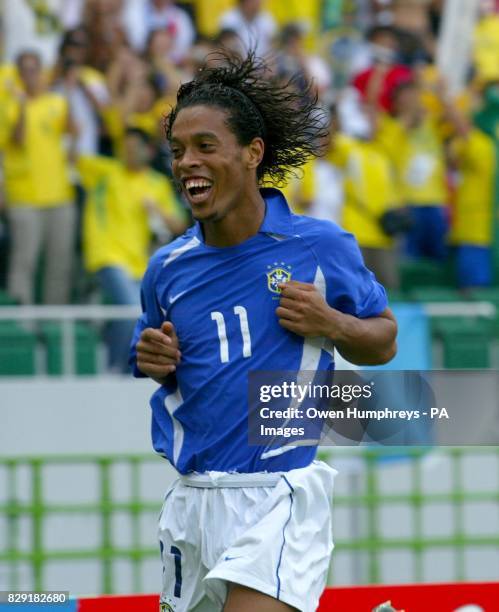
[276,280,336,338]
[143,197,187,236]
[136,321,181,384]
[276,280,397,366]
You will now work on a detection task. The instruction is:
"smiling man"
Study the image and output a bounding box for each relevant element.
[130,53,397,612]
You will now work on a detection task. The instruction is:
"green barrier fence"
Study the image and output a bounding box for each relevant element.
[1,448,498,594]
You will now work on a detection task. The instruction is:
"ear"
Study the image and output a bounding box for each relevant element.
[244,137,264,171]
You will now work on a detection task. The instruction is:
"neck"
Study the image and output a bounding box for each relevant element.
[26,86,41,98]
[125,163,145,172]
[241,9,257,21]
[202,188,266,248]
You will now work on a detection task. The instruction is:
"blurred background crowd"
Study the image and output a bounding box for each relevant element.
[0,0,498,372]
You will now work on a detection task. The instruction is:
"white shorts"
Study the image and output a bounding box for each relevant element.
[158,460,337,612]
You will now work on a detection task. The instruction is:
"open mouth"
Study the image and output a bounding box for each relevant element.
[183,178,213,204]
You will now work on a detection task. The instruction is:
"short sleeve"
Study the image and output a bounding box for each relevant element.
[77,155,115,188]
[317,225,388,318]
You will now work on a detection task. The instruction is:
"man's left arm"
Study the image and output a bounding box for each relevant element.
[277,280,397,366]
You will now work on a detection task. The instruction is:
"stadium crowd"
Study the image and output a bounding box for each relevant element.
[0,0,498,371]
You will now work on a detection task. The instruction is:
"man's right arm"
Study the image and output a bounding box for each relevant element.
[129,258,181,385]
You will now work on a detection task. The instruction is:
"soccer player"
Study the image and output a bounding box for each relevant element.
[130,53,397,612]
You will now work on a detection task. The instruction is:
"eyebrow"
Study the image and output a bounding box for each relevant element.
[170,132,220,144]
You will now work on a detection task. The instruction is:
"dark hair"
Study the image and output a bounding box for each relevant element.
[60,27,89,52]
[165,51,328,184]
[125,127,153,146]
[279,23,303,46]
[366,25,398,43]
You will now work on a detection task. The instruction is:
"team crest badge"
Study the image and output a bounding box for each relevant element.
[160,602,175,612]
[266,262,292,294]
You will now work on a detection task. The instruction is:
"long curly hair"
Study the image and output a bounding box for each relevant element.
[165,52,328,185]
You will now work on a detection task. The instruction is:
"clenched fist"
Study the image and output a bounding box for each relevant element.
[136,321,181,383]
[276,280,340,339]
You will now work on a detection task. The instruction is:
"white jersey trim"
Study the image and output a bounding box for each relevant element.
[164,388,184,465]
[163,236,201,267]
[260,265,330,461]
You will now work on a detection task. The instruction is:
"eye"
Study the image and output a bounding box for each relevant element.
[199,142,214,152]
[171,147,182,159]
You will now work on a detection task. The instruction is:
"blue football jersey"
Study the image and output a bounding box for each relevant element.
[130,188,387,474]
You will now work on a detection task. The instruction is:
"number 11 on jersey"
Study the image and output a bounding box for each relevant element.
[211,306,252,363]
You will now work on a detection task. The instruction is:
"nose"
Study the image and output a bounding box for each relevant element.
[177,146,201,170]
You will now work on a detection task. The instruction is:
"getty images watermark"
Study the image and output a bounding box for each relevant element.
[247,370,499,447]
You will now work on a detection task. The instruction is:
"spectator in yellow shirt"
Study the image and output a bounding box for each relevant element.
[78,127,187,372]
[449,125,496,288]
[1,51,76,305]
[327,106,400,289]
[376,79,450,260]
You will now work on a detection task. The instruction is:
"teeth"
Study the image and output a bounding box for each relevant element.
[185,178,212,190]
